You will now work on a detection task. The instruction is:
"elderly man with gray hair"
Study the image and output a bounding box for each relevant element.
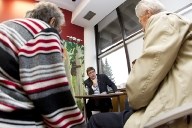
[87,0,192,127]
[125,0,192,127]
[0,1,85,128]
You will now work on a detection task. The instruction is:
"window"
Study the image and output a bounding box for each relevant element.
[119,0,141,37]
[100,47,128,88]
[96,0,141,87]
[97,10,122,54]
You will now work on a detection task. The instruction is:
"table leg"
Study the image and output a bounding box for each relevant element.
[117,96,121,112]
[83,98,87,122]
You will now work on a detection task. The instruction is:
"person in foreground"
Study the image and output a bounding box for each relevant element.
[124,0,192,127]
[88,0,192,127]
[0,2,85,128]
[84,67,118,120]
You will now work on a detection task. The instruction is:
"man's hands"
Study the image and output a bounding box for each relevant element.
[115,91,123,94]
[92,79,97,87]
[101,91,107,94]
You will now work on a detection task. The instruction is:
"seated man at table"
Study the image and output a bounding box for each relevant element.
[87,60,136,128]
[84,67,118,120]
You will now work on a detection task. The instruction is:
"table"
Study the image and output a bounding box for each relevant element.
[75,92,127,121]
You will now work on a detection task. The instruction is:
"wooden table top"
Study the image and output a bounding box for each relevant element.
[75,92,126,99]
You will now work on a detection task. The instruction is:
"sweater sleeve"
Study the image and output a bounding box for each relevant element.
[18,28,85,127]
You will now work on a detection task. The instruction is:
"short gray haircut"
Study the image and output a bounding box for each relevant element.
[135,0,165,18]
[26,1,65,30]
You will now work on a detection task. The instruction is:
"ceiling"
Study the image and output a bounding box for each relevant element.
[37,0,126,28]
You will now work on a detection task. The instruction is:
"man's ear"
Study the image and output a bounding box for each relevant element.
[49,17,56,27]
[146,10,152,18]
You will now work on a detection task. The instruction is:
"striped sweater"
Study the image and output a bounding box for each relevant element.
[0,18,85,128]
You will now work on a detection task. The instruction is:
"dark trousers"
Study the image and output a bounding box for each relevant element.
[87,109,133,128]
[86,98,112,120]
[87,98,133,128]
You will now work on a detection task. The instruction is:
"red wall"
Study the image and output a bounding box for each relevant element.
[0,0,84,45]
[61,9,84,45]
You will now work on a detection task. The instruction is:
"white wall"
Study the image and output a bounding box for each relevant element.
[84,27,97,79]
[127,32,144,64]
[160,0,191,12]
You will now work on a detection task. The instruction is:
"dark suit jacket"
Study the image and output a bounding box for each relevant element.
[84,74,118,111]
[84,74,117,95]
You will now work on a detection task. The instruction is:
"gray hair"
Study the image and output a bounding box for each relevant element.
[135,0,165,18]
[26,1,65,31]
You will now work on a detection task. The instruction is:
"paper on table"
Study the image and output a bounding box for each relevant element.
[115,91,124,94]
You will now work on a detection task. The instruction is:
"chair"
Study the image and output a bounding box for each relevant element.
[144,103,192,128]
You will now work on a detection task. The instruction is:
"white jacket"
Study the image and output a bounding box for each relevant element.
[124,12,192,128]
